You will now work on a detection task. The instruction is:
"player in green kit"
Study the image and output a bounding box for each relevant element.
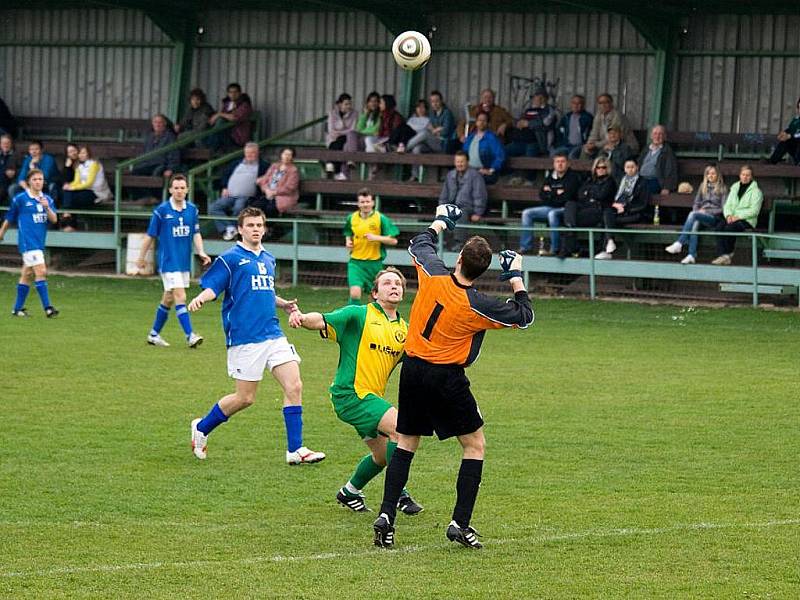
[344,188,399,305]
[289,267,422,515]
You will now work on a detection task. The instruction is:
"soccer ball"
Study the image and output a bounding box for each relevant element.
[391,31,432,71]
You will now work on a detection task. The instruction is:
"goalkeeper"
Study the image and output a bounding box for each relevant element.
[372,204,534,550]
[289,267,423,516]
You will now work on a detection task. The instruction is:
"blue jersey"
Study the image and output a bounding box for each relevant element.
[200,242,284,347]
[4,191,56,253]
[146,200,200,273]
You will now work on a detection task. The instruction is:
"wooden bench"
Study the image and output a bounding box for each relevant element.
[17,116,150,143]
[668,130,775,160]
[33,140,211,162]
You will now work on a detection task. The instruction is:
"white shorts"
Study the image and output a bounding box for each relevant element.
[161,271,190,291]
[22,250,46,267]
[227,337,301,382]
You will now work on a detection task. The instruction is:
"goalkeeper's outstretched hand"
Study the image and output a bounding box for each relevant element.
[498,249,523,281]
[434,204,463,230]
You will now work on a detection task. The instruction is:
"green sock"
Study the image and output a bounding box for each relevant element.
[386,441,410,496]
[348,454,384,491]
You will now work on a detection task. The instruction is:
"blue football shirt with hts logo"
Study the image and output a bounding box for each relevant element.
[4,191,56,253]
[146,200,200,273]
[200,242,284,347]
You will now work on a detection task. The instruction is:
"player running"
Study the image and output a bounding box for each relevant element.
[137,174,210,348]
[0,169,59,318]
[289,266,422,515]
[188,207,325,465]
[372,204,533,549]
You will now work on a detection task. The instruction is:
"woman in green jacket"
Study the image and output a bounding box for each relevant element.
[711,164,763,265]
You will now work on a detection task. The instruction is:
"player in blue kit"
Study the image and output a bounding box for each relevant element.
[187,206,326,465]
[136,174,210,348]
[0,169,59,318]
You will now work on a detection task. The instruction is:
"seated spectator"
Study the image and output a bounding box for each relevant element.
[174,88,214,142]
[553,95,593,159]
[505,89,558,158]
[60,145,113,232]
[665,164,727,264]
[132,114,180,178]
[582,93,638,158]
[638,125,678,195]
[339,91,380,180]
[62,143,79,187]
[518,152,583,256]
[0,134,17,204]
[392,99,431,154]
[209,142,268,240]
[559,156,616,257]
[429,90,457,153]
[209,83,254,149]
[252,147,300,218]
[463,112,505,184]
[767,97,800,165]
[711,165,763,265]
[11,140,60,201]
[594,158,651,260]
[457,88,514,143]
[325,93,356,178]
[438,150,487,250]
[601,126,635,183]
[372,95,405,150]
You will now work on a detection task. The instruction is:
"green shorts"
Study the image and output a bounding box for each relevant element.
[331,392,393,440]
[347,259,384,293]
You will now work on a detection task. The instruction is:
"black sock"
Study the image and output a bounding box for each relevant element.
[452,458,483,528]
[379,448,415,522]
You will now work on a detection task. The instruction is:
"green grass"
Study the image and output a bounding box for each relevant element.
[1,272,798,599]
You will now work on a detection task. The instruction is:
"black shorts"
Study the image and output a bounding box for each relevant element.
[397,355,484,440]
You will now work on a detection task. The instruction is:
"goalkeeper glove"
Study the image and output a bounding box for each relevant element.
[434,204,463,230]
[498,249,523,281]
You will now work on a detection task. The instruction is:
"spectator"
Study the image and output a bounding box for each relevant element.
[392,99,431,154]
[208,83,254,149]
[252,147,300,217]
[0,97,16,138]
[638,125,678,195]
[131,114,180,178]
[339,91,381,180]
[711,165,763,265]
[325,93,357,178]
[60,145,113,232]
[601,126,635,183]
[553,94,593,159]
[505,89,558,158]
[62,143,79,187]
[11,140,60,201]
[559,156,616,257]
[438,150,488,249]
[518,152,583,256]
[582,93,638,158]
[209,142,268,240]
[594,157,651,260]
[367,95,405,179]
[174,88,214,142]
[463,112,506,184]
[0,134,17,204]
[767,97,800,165]
[665,164,727,264]
[429,90,457,153]
[457,88,514,143]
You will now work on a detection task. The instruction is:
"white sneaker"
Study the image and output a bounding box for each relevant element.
[665,241,683,254]
[190,418,208,460]
[594,251,613,260]
[286,446,326,465]
[711,254,732,265]
[187,332,204,348]
[222,227,237,241]
[324,161,335,173]
[605,239,616,254]
[147,333,170,347]
[334,172,348,181]
[681,254,696,265]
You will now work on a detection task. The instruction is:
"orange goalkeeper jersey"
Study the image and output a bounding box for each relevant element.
[405,229,534,366]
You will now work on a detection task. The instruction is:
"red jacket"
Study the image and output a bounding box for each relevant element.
[379,109,405,137]
[220,93,254,146]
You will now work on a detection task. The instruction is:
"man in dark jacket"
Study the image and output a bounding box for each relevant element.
[208,142,268,239]
[132,114,180,178]
[553,95,593,159]
[209,83,254,149]
[439,151,488,249]
[638,125,678,195]
[0,134,17,204]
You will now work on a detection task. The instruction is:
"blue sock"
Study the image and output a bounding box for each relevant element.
[175,304,193,338]
[34,280,51,309]
[283,405,303,452]
[197,403,228,436]
[14,283,30,312]
[150,304,170,336]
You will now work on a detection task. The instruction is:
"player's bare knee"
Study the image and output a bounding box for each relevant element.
[238,391,256,407]
[371,450,387,467]
[173,288,187,304]
[283,377,303,403]
[162,290,174,306]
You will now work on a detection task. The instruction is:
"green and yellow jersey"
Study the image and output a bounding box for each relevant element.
[322,302,407,400]
[344,210,399,262]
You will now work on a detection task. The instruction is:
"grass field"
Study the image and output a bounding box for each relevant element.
[1,271,798,599]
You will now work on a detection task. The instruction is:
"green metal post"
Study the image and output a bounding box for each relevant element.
[114,168,123,273]
[588,233,596,299]
[751,234,759,307]
[166,33,195,125]
[292,221,299,287]
[399,69,422,123]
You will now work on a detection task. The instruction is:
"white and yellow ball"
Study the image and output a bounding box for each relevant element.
[391,31,432,71]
